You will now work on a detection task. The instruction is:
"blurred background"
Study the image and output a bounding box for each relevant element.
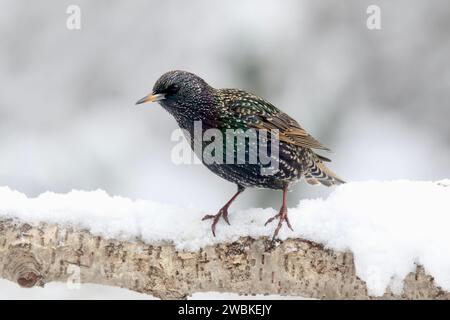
[1,0,449,212]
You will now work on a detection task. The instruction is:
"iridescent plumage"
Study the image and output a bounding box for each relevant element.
[136,70,344,239]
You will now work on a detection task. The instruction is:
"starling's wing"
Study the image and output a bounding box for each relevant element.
[257,112,331,151]
[221,90,331,151]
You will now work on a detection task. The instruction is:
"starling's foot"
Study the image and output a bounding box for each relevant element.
[264,206,293,240]
[202,208,230,237]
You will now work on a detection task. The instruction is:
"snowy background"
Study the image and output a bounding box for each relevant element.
[0,0,449,299]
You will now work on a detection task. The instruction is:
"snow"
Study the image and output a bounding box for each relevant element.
[0,180,449,297]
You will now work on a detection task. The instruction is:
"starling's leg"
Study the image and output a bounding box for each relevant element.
[264,186,293,240]
[202,185,245,236]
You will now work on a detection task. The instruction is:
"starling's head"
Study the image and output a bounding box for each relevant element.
[135,70,212,112]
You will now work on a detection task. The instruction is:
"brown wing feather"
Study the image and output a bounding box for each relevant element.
[253,113,331,151]
[220,89,331,151]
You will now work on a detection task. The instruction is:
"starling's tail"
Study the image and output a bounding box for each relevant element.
[304,153,345,187]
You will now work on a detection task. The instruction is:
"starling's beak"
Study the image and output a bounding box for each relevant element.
[135,93,166,105]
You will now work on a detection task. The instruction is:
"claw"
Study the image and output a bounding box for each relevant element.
[264,206,293,240]
[201,208,230,237]
[264,214,279,226]
[222,209,231,225]
[285,216,293,231]
[201,186,245,237]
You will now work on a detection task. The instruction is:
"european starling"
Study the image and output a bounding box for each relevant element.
[136,70,344,239]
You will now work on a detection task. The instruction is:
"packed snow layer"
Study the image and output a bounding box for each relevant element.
[0,180,449,296]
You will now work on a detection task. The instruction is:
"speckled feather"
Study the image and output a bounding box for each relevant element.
[151,70,344,190]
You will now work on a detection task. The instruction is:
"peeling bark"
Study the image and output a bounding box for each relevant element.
[0,218,448,299]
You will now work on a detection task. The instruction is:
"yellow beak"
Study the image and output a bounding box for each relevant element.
[135,93,166,105]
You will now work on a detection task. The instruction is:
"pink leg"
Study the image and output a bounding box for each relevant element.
[202,185,245,237]
[264,186,293,240]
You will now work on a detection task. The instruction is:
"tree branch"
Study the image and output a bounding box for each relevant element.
[0,218,448,299]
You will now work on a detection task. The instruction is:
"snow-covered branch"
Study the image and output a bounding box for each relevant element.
[0,180,449,299]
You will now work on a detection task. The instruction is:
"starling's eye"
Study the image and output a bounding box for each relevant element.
[166,84,180,95]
